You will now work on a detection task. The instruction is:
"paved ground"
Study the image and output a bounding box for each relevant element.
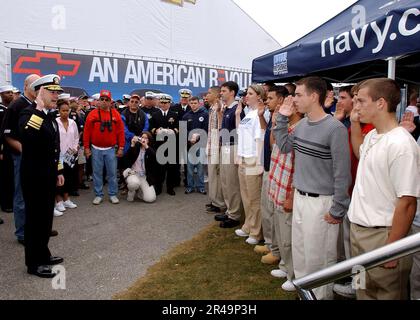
[0,185,214,300]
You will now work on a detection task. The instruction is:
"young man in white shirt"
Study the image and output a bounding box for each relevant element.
[348,78,420,300]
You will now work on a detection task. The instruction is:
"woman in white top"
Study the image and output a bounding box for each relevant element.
[123,131,158,203]
[55,100,79,216]
[234,84,266,245]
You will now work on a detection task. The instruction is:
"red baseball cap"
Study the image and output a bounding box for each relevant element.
[100,90,112,100]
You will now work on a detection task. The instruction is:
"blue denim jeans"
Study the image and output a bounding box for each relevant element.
[91,147,118,198]
[186,148,205,190]
[13,154,25,240]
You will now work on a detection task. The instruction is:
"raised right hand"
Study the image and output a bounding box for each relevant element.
[278,96,295,117]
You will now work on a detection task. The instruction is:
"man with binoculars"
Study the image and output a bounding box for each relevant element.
[83,90,125,205]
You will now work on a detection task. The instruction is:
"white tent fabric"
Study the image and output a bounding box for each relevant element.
[0,0,280,83]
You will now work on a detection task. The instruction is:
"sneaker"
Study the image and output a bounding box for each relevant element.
[185,188,194,194]
[333,283,356,299]
[235,229,249,238]
[55,201,66,212]
[261,252,280,265]
[110,196,120,204]
[245,236,259,245]
[127,191,135,202]
[63,200,77,209]
[204,175,209,183]
[271,269,287,278]
[280,259,286,266]
[54,209,64,217]
[254,245,270,255]
[198,189,207,195]
[92,197,103,205]
[281,280,296,292]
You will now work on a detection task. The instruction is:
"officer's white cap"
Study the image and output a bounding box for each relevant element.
[179,88,192,98]
[0,85,15,93]
[159,94,173,103]
[91,93,100,100]
[145,91,156,99]
[30,74,63,92]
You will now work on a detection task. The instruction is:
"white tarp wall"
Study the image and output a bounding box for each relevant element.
[0,0,280,85]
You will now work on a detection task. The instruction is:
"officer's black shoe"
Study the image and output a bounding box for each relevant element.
[47,256,64,265]
[50,230,58,237]
[205,203,213,209]
[220,218,240,228]
[27,265,57,278]
[214,214,228,222]
[17,239,25,245]
[207,206,221,214]
[1,207,13,213]
[0,218,3,224]
[167,189,176,196]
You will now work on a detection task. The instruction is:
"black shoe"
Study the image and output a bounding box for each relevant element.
[220,218,240,228]
[50,230,58,237]
[27,265,57,278]
[18,239,25,245]
[207,206,222,214]
[1,208,13,213]
[0,218,3,224]
[215,213,228,222]
[69,191,80,197]
[167,189,176,196]
[205,203,213,209]
[46,256,64,265]
[79,183,90,190]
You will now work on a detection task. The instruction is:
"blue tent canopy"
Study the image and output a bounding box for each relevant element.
[252,0,420,84]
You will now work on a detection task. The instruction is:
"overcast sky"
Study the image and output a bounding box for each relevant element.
[233,0,358,46]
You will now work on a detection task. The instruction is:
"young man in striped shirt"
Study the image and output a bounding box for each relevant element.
[273,76,351,300]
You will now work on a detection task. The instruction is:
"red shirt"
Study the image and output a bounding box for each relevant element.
[348,123,375,194]
[83,108,125,149]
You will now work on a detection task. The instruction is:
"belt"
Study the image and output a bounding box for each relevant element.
[297,189,319,198]
[354,223,387,229]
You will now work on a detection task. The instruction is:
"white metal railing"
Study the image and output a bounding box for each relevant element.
[292,232,420,300]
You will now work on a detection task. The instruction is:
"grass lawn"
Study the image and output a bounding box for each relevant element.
[114,222,297,300]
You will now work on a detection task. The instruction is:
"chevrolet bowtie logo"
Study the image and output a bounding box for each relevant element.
[13,52,81,78]
[163,0,196,6]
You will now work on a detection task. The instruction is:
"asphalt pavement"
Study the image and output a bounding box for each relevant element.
[0,185,214,300]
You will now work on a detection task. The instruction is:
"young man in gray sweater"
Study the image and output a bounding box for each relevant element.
[273,76,351,300]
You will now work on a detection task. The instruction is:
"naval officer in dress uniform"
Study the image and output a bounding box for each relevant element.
[149,94,179,196]
[19,74,65,278]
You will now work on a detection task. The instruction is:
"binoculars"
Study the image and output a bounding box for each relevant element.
[100,121,113,133]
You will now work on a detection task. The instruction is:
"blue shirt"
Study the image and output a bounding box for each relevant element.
[263,118,273,172]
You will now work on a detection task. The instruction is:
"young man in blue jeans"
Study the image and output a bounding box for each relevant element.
[83,90,125,205]
[182,96,208,194]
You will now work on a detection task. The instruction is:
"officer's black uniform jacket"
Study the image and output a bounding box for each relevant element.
[19,105,63,189]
